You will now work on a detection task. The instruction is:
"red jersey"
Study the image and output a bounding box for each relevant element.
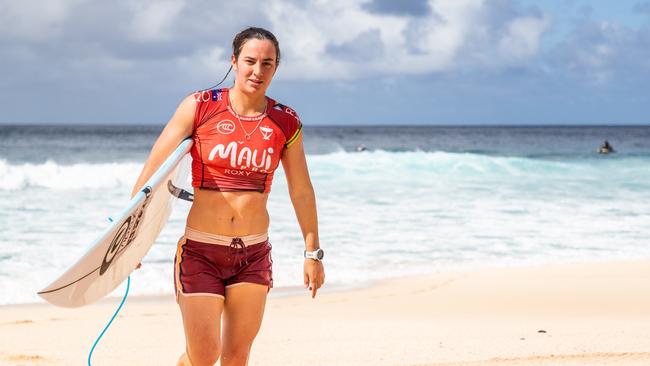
[190,88,302,193]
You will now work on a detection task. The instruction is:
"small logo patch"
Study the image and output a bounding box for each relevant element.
[217,120,236,135]
[193,90,212,103]
[284,106,297,117]
[260,126,273,140]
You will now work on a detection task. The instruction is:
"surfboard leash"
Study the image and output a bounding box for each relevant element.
[87,275,131,365]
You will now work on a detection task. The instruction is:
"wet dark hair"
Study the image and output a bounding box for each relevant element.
[232,26,281,65]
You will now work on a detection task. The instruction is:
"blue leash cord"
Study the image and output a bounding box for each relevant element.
[87,275,131,366]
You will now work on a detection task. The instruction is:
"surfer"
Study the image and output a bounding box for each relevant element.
[598,140,615,154]
[131,27,324,366]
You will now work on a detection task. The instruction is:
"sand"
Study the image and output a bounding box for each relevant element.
[2,260,650,366]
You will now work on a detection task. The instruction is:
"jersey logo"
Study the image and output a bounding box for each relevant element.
[192,89,222,103]
[193,90,212,103]
[208,142,274,172]
[284,106,297,117]
[217,120,236,135]
[260,126,273,140]
[275,104,301,123]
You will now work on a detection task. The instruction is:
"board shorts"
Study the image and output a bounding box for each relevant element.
[174,227,274,300]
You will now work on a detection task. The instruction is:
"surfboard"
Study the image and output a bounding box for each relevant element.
[38,138,194,308]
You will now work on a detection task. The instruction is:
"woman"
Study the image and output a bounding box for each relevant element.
[131,27,325,366]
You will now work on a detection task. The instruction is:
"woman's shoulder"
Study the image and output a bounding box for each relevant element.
[267,96,299,115]
[266,97,302,144]
[188,88,229,129]
[267,97,301,125]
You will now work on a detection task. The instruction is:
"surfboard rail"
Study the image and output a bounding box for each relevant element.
[38,138,193,307]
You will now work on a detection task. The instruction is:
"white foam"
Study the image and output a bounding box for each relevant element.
[0,159,142,190]
[2,151,650,305]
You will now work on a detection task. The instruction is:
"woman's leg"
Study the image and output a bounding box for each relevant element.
[177,295,225,366]
[220,283,269,366]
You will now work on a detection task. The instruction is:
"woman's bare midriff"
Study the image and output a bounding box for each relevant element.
[186,188,270,236]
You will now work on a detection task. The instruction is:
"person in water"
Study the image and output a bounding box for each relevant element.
[599,140,615,154]
[131,27,325,366]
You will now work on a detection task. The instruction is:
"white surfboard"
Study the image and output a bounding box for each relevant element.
[38,138,193,308]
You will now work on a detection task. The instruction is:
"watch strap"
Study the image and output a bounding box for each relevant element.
[304,248,324,260]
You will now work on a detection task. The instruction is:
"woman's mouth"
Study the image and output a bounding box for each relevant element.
[248,79,264,86]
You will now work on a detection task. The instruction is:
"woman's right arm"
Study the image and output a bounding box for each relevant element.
[130,95,196,198]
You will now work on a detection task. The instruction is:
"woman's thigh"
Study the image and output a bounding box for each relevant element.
[221,283,269,354]
[178,294,225,356]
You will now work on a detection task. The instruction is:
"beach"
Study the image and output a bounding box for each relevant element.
[2,125,650,365]
[3,0,650,363]
[2,0,649,362]
[2,259,649,366]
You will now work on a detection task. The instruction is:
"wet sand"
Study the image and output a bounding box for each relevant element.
[1,260,650,365]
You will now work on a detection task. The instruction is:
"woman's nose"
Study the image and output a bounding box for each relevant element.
[253,63,263,77]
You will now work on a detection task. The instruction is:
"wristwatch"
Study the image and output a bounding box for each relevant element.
[304,248,324,261]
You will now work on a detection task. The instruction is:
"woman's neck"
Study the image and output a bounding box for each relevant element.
[229,87,267,116]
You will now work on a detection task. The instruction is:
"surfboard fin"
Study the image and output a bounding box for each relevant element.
[167,180,194,202]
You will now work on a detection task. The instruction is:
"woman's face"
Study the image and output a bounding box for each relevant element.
[232,38,278,95]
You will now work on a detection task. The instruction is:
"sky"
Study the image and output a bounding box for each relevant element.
[1,0,649,125]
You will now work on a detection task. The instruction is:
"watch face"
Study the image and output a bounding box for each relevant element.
[305,249,324,260]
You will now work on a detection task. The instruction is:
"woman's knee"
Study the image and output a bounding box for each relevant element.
[220,345,251,366]
[187,342,222,366]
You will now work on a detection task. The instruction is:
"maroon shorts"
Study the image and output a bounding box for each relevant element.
[174,236,274,299]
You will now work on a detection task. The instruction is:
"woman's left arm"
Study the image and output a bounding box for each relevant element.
[281,134,325,298]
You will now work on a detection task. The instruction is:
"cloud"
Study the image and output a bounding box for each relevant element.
[497,15,550,61]
[0,1,269,90]
[0,0,78,42]
[267,0,551,80]
[633,1,650,14]
[325,29,385,62]
[546,18,650,87]
[125,0,186,42]
[362,0,431,17]
[0,0,553,84]
[0,0,644,90]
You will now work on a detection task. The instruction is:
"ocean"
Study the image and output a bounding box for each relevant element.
[1,125,649,305]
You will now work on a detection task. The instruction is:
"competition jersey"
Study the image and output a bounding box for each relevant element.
[190,88,302,193]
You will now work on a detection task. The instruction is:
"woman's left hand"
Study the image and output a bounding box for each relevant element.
[304,259,325,298]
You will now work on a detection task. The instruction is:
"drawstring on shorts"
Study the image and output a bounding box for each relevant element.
[229,237,249,267]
